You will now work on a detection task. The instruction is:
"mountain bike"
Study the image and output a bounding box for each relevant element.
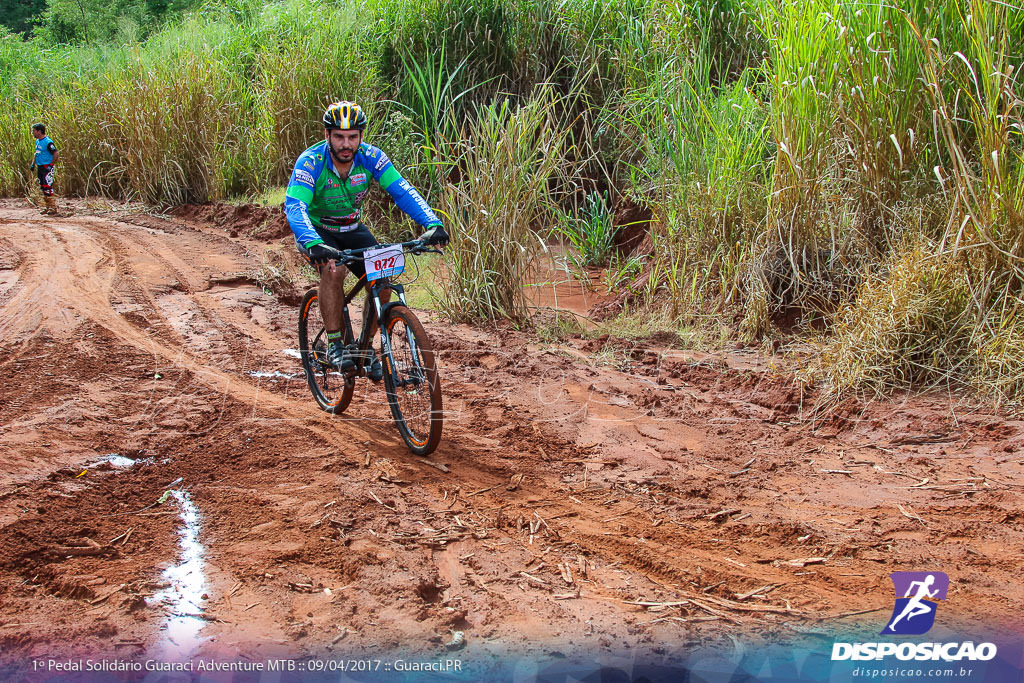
[298,239,443,455]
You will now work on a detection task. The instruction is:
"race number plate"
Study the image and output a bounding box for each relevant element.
[363,245,405,281]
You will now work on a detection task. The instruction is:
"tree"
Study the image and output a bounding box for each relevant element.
[0,0,48,35]
[31,0,201,44]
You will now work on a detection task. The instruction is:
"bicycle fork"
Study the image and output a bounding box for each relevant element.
[367,284,421,386]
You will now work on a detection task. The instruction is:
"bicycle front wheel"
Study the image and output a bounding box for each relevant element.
[298,289,354,414]
[381,305,442,455]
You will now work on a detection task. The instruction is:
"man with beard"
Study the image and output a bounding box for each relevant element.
[284,101,448,379]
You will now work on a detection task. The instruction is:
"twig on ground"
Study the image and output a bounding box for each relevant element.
[896,503,926,525]
[689,598,742,623]
[108,528,133,545]
[520,571,548,586]
[368,490,396,511]
[466,486,496,498]
[735,584,777,601]
[815,606,886,621]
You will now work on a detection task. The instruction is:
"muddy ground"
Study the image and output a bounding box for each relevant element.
[0,199,1022,676]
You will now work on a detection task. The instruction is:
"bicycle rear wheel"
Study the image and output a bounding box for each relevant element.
[298,289,354,414]
[381,305,442,455]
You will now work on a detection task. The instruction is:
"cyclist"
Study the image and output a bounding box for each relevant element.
[30,123,60,215]
[284,101,448,381]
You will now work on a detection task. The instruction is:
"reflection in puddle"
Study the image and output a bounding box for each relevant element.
[87,453,140,469]
[148,490,207,659]
[249,370,303,380]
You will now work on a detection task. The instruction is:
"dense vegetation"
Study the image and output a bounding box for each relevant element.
[2,0,1023,403]
[1,0,46,36]
[1,0,200,44]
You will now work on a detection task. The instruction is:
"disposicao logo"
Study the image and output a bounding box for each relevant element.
[882,571,948,635]
[831,571,997,663]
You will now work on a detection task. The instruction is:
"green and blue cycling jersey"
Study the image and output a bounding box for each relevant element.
[284,140,441,248]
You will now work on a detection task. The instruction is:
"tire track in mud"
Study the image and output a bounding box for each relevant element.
[413,333,1024,638]
[0,213,351,439]
[0,207,375,660]
[0,234,26,314]
[380,377,813,626]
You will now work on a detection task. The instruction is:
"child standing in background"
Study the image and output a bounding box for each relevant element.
[31,123,60,215]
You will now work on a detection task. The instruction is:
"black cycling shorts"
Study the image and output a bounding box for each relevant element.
[296,223,379,279]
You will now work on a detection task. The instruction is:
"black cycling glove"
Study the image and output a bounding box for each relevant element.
[420,225,449,248]
[306,242,343,265]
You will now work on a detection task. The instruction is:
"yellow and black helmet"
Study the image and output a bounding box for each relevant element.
[323,101,367,131]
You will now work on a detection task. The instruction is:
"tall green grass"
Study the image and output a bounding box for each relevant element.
[2,0,1024,401]
[0,0,371,201]
[552,190,617,268]
[436,89,572,322]
[763,0,1024,401]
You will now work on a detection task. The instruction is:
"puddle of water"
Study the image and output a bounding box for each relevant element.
[87,453,138,469]
[87,453,155,469]
[249,370,303,380]
[148,490,208,659]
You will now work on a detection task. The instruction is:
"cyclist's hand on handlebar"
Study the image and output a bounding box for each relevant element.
[306,243,344,265]
[420,225,449,248]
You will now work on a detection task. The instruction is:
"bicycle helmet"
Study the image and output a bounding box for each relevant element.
[323,101,367,131]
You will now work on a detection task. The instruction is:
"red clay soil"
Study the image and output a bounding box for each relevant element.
[0,199,1022,671]
[168,202,290,241]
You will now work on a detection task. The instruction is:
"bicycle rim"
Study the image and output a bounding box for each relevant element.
[382,306,442,455]
[298,290,353,414]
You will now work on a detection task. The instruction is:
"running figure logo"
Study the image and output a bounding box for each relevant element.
[882,571,949,635]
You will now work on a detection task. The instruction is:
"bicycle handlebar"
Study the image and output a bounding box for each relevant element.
[329,239,441,266]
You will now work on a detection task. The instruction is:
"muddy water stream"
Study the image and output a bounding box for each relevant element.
[148,490,208,659]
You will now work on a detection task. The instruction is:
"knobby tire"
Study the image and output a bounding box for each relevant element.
[298,288,354,414]
[381,305,442,455]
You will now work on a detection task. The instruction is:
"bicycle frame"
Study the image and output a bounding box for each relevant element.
[331,241,432,382]
[299,238,443,453]
[338,277,400,377]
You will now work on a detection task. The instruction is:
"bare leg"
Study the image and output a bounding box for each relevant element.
[317,262,347,332]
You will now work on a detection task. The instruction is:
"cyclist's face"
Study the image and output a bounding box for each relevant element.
[327,129,362,163]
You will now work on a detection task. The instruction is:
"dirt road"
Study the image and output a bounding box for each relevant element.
[1,200,1022,673]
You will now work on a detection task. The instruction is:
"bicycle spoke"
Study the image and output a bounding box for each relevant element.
[383,307,441,454]
[299,290,353,413]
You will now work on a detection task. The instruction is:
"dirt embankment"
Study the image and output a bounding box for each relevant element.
[0,199,1021,672]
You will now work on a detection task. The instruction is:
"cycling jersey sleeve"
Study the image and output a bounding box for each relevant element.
[365,146,442,228]
[284,158,322,247]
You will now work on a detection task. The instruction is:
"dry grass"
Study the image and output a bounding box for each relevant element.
[434,87,573,323]
[813,0,1024,406]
